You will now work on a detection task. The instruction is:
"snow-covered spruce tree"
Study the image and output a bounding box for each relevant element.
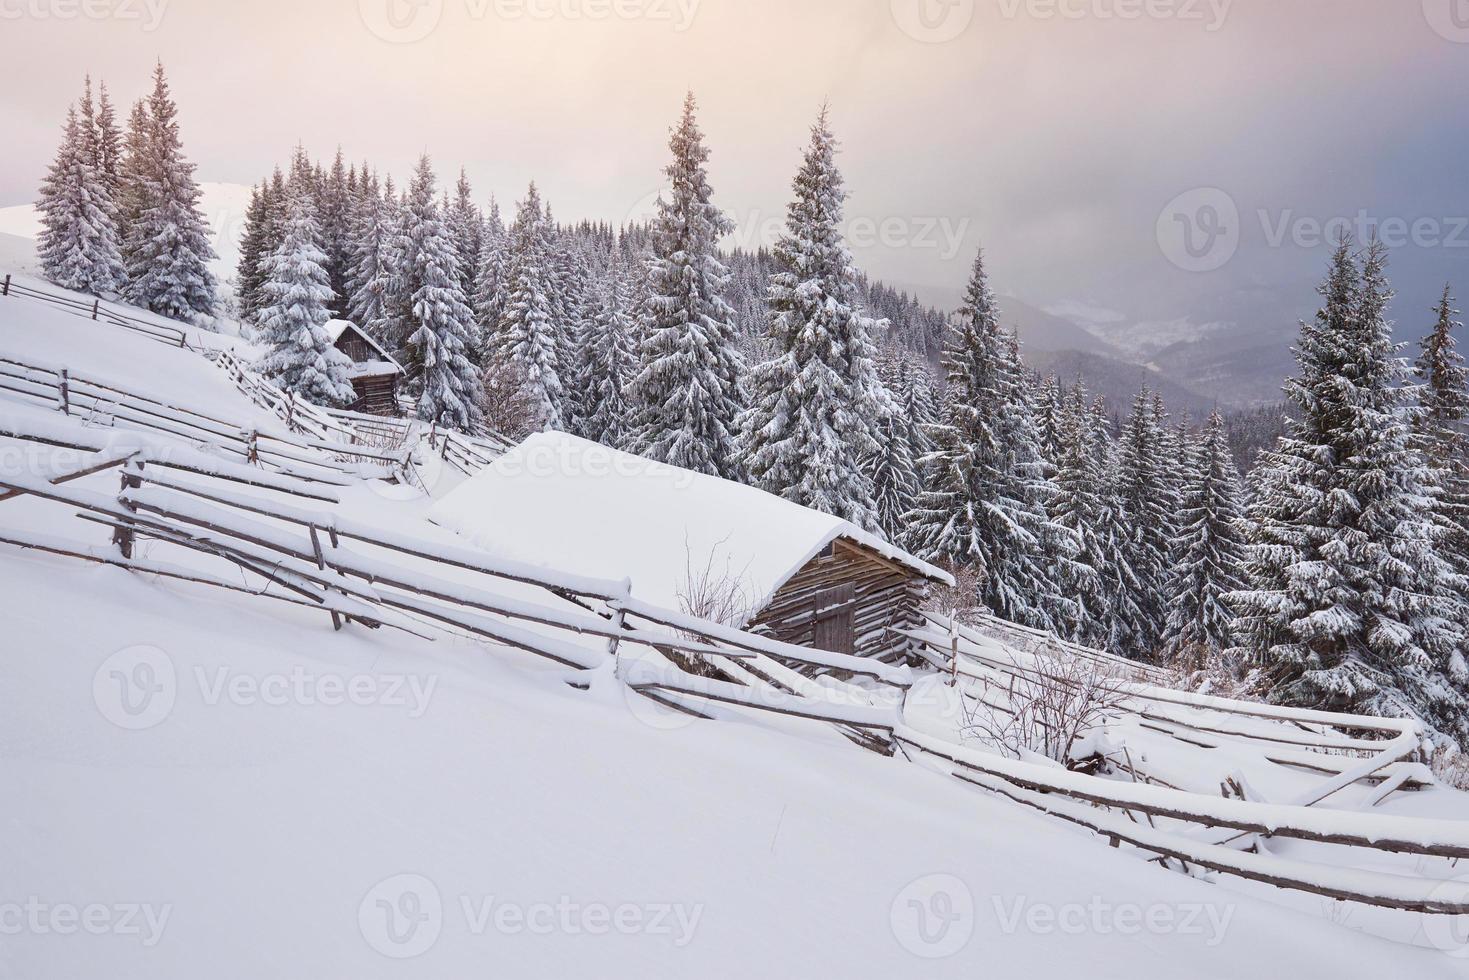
[346,171,397,340]
[907,250,1077,629]
[869,350,930,545]
[120,63,217,322]
[1162,411,1248,665]
[624,93,746,478]
[36,88,125,296]
[1110,388,1179,660]
[1045,384,1114,644]
[253,184,355,407]
[488,182,563,429]
[1415,285,1469,586]
[580,256,639,449]
[1413,284,1469,730]
[1233,239,1461,734]
[318,149,353,318]
[472,197,509,340]
[93,82,123,205]
[449,169,483,305]
[395,157,483,430]
[1035,374,1066,464]
[738,108,886,528]
[235,177,279,323]
[870,401,921,546]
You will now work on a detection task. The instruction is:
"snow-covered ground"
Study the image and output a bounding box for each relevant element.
[2,286,1468,978]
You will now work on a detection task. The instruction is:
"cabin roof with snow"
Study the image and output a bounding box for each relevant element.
[428,432,952,659]
[327,319,403,379]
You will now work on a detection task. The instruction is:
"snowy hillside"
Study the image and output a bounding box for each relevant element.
[1,288,1468,978]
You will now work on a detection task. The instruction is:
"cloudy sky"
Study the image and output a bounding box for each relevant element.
[4,0,1466,340]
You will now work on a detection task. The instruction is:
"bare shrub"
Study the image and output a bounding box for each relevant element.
[961,644,1130,770]
[479,358,544,441]
[670,540,755,679]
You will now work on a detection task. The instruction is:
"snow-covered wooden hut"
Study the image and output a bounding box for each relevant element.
[327,319,403,416]
[428,432,953,663]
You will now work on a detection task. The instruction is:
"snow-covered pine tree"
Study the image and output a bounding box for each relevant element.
[449,169,483,304]
[1046,383,1116,645]
[1035,374,1066,464]
[906,249,1076,630]
[396,157,483,430]
[318,149,353,318]
[36,83,126,296]
[1415,285,1469,580]
[624,93,746,478]
[1413,285,1469,727]
[580,256,639,449]
[1111,388,1179,660]
[472,197,509,342]
[93,82,123,205]
[235,179,276,323]
[120,63,217,322]
[346,171,397,341]
[1233,239,1461,735]
[1162,410,1248,665]
[738,107,886,526]
[253,184,355,407]
[869,358,922,546]
[489,182,564,430]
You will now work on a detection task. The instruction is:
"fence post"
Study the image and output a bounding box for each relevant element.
[607,578,633,680]
[1,274,10,297]
[246,429,260,466]
[112,461,143,559]
[91,299,100,320]
[57,369,70,416]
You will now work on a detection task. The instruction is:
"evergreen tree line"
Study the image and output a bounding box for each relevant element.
[36,64,218,323]
[36,75,1469,742]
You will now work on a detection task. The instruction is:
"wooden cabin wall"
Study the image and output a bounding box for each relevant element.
[746,541,932,667]
[350,375,400,416]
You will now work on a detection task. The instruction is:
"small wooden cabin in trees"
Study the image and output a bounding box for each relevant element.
[427,432,953,664]
[327,319,403,416]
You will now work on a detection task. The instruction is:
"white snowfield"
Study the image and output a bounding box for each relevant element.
[2,284,1469,979]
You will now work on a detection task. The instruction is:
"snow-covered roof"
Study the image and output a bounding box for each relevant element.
[326,319,403,376]
[428,432,952,621]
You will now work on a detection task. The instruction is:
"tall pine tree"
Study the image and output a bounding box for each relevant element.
[625,93,746,478]
[738,107,885,528]
[254,184,356,407]
[907,250,1075,630]
[120,62,217,322]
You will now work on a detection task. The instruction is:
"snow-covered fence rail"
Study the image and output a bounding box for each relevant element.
[0,430,901,735]
[0,274,189,349]
[0,355,407,485]
[897,727,1469,914]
